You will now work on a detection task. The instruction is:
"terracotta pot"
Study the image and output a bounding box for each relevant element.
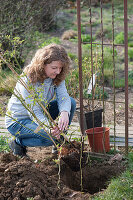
[85,127,110,153]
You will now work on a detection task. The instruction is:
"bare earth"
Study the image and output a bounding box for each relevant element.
[72,89,133,127]
[0,146,126,200]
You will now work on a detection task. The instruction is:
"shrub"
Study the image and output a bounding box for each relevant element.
[0,0,66,62]
[0,0,66,36]
[0,35,24,70]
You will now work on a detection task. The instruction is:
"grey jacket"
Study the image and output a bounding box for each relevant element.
[5,76,71,128]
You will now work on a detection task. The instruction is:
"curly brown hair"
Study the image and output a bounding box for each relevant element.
[24,44,71,86]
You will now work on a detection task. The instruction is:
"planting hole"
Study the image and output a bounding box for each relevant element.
[60,153,126,194]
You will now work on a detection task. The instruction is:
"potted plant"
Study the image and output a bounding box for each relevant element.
[66,52,108,130]
[76,73,110,153]
[76,74,104,130]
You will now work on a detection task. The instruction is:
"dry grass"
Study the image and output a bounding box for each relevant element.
[61,29,77,40]
[0,74,17,95]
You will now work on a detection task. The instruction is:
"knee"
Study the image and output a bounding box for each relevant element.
[70,97,76,111]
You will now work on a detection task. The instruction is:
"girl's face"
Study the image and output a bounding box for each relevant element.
[45,61,63,79]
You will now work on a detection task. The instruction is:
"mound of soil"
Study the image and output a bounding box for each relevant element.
[0,147,126,200]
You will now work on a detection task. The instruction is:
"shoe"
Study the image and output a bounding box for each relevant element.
[52,145,58,154]
[9,140,27,157]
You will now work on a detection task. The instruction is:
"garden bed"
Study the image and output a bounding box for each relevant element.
[0,146,127,200]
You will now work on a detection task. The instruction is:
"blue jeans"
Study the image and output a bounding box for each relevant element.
[7,97,76,147]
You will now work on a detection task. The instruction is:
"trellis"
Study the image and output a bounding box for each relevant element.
[76,0,129,154]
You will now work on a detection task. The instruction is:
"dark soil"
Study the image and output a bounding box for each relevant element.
[0,146,127,200]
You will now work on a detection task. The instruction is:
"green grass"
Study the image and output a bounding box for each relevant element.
[115,32,124,44]
[114,78,133,88]
[92,152,133,200]
[111,72,133,88]
[128,70,133,79]
[114,32,133,47]
[128,48,133,61]
[39,36,61,48]
[23,31,61,59]
[67,52,77,61]
[56,8,77,30]
[0,135,10,153]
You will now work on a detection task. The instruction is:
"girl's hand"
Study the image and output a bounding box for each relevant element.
[51,126,61,139]
[58,111,69,131]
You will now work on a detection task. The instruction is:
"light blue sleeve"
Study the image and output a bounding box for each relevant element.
[15,77,49,125]
[55,80,71,115]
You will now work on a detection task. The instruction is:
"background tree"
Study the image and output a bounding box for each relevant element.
[0,0,66,69]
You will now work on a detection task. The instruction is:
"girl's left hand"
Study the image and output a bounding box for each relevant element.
[58,111,69,131]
